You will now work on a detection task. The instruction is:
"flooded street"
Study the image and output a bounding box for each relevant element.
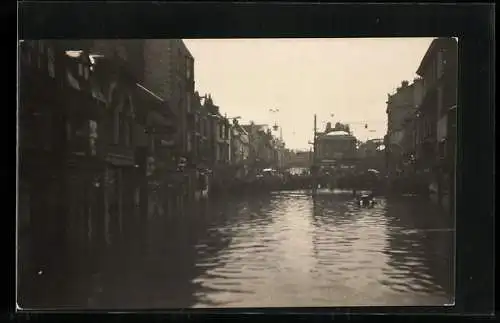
[19,37,464,311]
[71,190,455,309]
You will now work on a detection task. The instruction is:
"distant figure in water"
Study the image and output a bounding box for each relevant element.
[355,191,376,207]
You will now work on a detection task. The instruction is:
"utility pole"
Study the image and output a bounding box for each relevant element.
[311,114,318,193]
[313,114,317,165]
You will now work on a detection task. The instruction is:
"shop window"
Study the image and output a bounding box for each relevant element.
[89,120,98,156]
[123,116,132,147]
[112,107,120,145]
[109,89,123,145]
[150,136,155,154]
[187,133,192,152]
[119,112,127,146]
[128,117,134,147]
[186,93,191,113]
[129,96,135,145]
[66,122,72,142]
[47,47,55,78]
[439,141,447,159]
[26,49,31,65]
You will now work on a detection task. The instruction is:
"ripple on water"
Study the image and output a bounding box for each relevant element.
[139,191,455,308]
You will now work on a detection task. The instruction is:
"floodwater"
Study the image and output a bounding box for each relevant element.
[20,189,455,309]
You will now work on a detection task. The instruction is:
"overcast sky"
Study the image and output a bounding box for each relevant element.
[184,38,434,150]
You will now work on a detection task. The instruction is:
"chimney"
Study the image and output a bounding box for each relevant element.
[402,80,409,87]
[325,122,332,132]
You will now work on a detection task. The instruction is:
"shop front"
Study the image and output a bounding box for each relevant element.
[102,149,137,247]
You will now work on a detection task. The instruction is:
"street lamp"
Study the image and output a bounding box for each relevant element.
[269,108,283,140]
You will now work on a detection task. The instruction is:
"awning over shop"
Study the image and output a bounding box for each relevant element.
[136,83,176,118]
[105,146,135,166]
[105,153,135,166]
[159,138,175,147]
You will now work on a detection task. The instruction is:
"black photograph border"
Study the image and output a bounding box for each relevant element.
[12,1,495,321]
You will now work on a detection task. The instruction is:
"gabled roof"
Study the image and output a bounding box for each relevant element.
[241,125,252,132]
[233,124,249,136]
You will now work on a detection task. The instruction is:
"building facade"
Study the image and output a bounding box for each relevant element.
[242,124,277,171]
[89,39,195,158]
[385,78,424,178]
[315,122,358,169]
[231,120,250,178]
[18,40,166,306]
[134,83,178,221]
[415,37,458,209]
[19,41,75,306]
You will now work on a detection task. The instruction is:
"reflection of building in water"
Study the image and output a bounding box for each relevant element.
[310,193,392,305]
[382,198,454,298]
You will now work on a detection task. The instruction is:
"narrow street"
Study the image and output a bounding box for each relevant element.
[44,190,454,309]
[17,38,460,310]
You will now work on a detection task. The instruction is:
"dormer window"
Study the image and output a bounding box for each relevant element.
[123,95,135,147]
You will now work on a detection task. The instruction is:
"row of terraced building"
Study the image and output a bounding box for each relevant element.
[17,39,287,307]
[384,37,458,212]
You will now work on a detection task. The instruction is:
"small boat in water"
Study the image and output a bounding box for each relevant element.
[353,190,377,207]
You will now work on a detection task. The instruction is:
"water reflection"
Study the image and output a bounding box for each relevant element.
[309,190,391,306]
[381,196,455,303]
[36,189,454,308]
[188,189,453,307]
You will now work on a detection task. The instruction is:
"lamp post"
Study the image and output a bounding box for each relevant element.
[269,108,283,141]
[269,108,286,168]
